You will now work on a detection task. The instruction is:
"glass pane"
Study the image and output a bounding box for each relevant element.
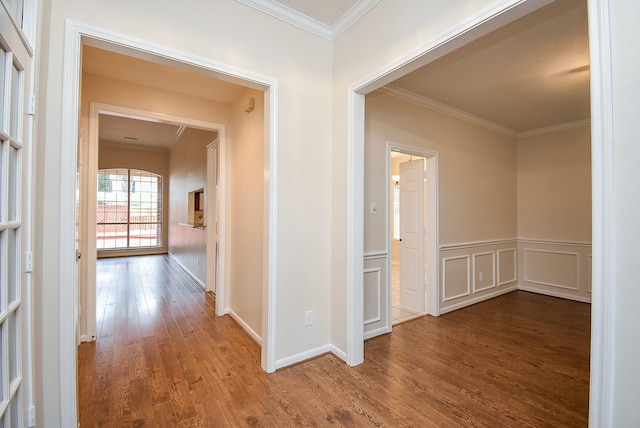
[7,229,18,304]
[9,63,21,139]
[9,391,20,428]
[4,0,25,28]
[8,310,19,383]
[0,49,6,128]
[8,146,18,221]
[97,223,126,249]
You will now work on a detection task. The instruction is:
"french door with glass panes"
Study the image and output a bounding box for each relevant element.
[1,0,37,426]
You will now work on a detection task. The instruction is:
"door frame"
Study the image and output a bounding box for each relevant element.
[349,0,613,424]
[387,143,439,333]
[60,20,279,427]
[345,0,560,366]
[83,103,230,342]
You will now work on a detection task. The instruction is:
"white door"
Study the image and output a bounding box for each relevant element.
[0,0,36,425]
[399,158,425,313]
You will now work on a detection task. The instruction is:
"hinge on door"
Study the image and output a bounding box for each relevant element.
[25,251,33,273]
[28,94,36,115]
[27,406,36,427]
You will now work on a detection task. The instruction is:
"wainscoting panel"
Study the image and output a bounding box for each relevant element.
[497,248,517,286]
[473,252,495,292]
[524,249,579,290]
[363,253,389,338]
[364,268,382,325]
[442,255,470,302]
[440,240,518,313]
[518,240,592,302]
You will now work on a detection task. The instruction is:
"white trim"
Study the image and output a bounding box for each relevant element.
[587,0,614,424]
[363,267,382,325]
[523,249,580,290]
[497,248,518,286]
[228,309,262,345]
[168,253,206,289]
[379,85,518,137]
[60,21,280,426]
[518,285,592,303]
[234,0,333,40]
[275,344,332,369]
[346,0,555,368]
[235,0,381,41]
[87,102,227,342]
[346,90,365,366]
[330,345,347,362]
[363,250,387,260]
[332,0,381,40]
[363,326,389,340]
[440,238,518,251]
[472,251,496,293]
[518,238,592,247]
[441,255,471,302]
[440,285,518,314]
[386,141,439,318]
[59,20,82,428]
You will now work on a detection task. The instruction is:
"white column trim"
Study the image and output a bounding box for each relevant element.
[587,0,615,425]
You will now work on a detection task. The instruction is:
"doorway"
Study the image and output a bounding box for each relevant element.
[390,150,427,324]
[387,145,439,331]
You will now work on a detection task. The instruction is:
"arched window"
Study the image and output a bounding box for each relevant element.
[97,169,163,250]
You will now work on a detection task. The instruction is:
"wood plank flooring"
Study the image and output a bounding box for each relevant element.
[78,255,590,427]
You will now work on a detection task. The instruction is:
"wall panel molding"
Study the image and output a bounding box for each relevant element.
[524,249,580,290]
[497,248,517,286]
[472,251,496,292]
[442,255,471,302]
[363,268,382,325]
[440,238,517,251]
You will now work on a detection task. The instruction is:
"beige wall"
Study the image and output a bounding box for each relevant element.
[98,143,170,256]
[365,91,517,252]
[364,91,518,326]
[516,124,592,301]
[169,128,217,285]
[517,125,591,242]
[228,88,265,337]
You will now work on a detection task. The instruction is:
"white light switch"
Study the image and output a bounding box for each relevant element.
[370,202,378,215]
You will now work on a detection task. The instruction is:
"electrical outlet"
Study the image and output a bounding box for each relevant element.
[479,272,484,282]
[305,310,314,326]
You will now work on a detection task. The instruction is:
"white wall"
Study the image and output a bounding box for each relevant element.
[36,0,333,424]
[608,1,640,424]
[228,88,265,338]
[31,0,640,425]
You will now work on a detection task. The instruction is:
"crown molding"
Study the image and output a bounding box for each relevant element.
[235,0,380,41]
[332,0,381,40]
[379,84,518,137]
[517,119,591,138]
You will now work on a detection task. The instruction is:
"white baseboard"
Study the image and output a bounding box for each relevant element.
[168,252,206,288]
[79,334,88,343]
[276,344,333,369]
[364,326,391,340]
[518,285,592,303]
[440,285,518,314]
[227,309,262,345]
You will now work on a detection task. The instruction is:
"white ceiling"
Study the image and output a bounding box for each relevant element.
[87,0,590,148]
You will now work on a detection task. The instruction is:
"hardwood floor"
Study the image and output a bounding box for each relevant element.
[78,255,590,427]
